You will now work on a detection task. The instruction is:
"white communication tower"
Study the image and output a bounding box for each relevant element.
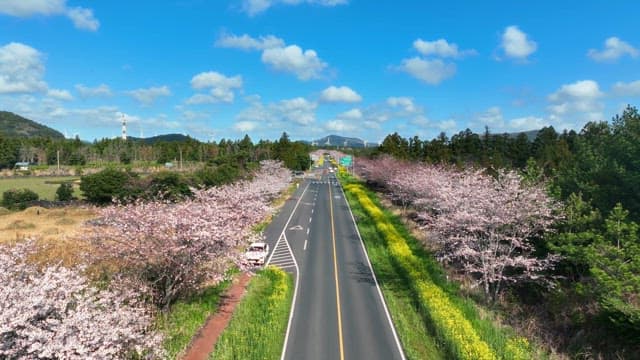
[121,113,127,140]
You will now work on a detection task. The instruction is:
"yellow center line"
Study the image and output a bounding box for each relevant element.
[329,181,345,360]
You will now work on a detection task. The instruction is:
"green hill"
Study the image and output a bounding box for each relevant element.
[0,111,65,139]
[128,133,194,144]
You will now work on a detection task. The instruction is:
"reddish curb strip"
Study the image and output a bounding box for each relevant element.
[181,272,252,360]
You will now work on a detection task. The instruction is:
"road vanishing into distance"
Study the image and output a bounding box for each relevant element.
[263,163,405,360]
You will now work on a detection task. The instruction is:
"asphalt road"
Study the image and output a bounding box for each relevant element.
[264,167,405,360]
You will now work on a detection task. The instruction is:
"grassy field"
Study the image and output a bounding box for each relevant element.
[211,267,293,360]
[0,176,82,201]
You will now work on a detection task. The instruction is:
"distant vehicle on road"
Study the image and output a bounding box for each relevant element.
[245,242,270,265]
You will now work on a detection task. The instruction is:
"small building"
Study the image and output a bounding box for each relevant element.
[14,162,29,171]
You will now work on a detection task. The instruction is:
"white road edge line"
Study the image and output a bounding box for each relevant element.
[337,181,407,360]
[264,181,309,360]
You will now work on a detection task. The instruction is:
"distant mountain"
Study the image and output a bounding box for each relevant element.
[506,129,539,142]
[311,134,369,148]
[0,111,65,139]
[129,133,194,144]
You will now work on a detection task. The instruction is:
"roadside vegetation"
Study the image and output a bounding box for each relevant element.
[211,267,293,360]
[0,159,292,358]
[340,173,541,360]
[156,279,232,358]
[363,105,640,357]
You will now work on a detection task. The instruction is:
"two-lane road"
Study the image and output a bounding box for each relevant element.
[265,170,404,360]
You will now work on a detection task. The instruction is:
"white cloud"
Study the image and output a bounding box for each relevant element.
[276,97,317,125]
[588,37,639,62]
[216,33,284,50]
[339,108,363,120]
[66,7,99,31]
[0,0,65,16]
[386,97,419,113]
[476,106,504,128]
[548,80,604,120]
[47,88,73,101]
[438,119,457,131]
[413,38,476,58]
[189,71,242,103]
[509,116,547,131]
[0,42,47,94]
[0,0,99,31]
[411,115,430,127]
[241,0,348,16]
[236,96,317,126]
[262,45,327,80]
[126,86,171,105]
[325,119,356,132]
[397,57,456,85]
[185,94,217,105]
[501,26,537,60]
[612,80,640,96]
[234,121,259,132]
[320,86,362,103]
[549,80,603,103]
[218,33,328,81]
[75,84,112,98]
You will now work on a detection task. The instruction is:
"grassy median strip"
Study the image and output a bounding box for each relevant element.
[340,174,535,360]
[210,267,294,360]
[157,280,231,359]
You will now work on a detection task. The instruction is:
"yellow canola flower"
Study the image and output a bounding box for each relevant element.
[345,184,497,360]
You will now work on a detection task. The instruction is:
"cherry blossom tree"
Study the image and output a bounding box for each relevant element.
[90,160,291,309]
[0,241,162,359]
[356,158,562,299]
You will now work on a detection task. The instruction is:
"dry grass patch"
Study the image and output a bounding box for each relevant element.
[0,205,97,267]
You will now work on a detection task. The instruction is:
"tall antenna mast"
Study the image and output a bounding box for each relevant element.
[121,113,127,141]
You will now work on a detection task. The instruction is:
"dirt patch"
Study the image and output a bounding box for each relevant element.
[181,272,252,360]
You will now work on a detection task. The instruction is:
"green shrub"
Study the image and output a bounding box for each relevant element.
[2,188,39,210]
[148,171,193,201]
[55,183,75,201]
[80,168,136,205]
[194,164,240,187]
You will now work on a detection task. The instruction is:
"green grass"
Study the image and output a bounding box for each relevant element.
[0,177,81,201]
[210,267,294,360]
[339,174,545,360]
[156,280,231,359]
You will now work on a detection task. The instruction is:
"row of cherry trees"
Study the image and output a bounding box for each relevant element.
[0,160,291,357]
[355,156,561,299]
[90,160,292,309]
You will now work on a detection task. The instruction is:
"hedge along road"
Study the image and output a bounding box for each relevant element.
[264,166,405,360]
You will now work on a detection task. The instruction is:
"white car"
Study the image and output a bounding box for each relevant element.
[245,242,270,266]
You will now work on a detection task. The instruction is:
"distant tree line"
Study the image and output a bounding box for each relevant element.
[0,132,311,172]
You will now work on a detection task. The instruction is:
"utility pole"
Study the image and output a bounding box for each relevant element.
[57,149,60,171]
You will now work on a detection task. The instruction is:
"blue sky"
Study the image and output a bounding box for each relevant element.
[1,0,639,143]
